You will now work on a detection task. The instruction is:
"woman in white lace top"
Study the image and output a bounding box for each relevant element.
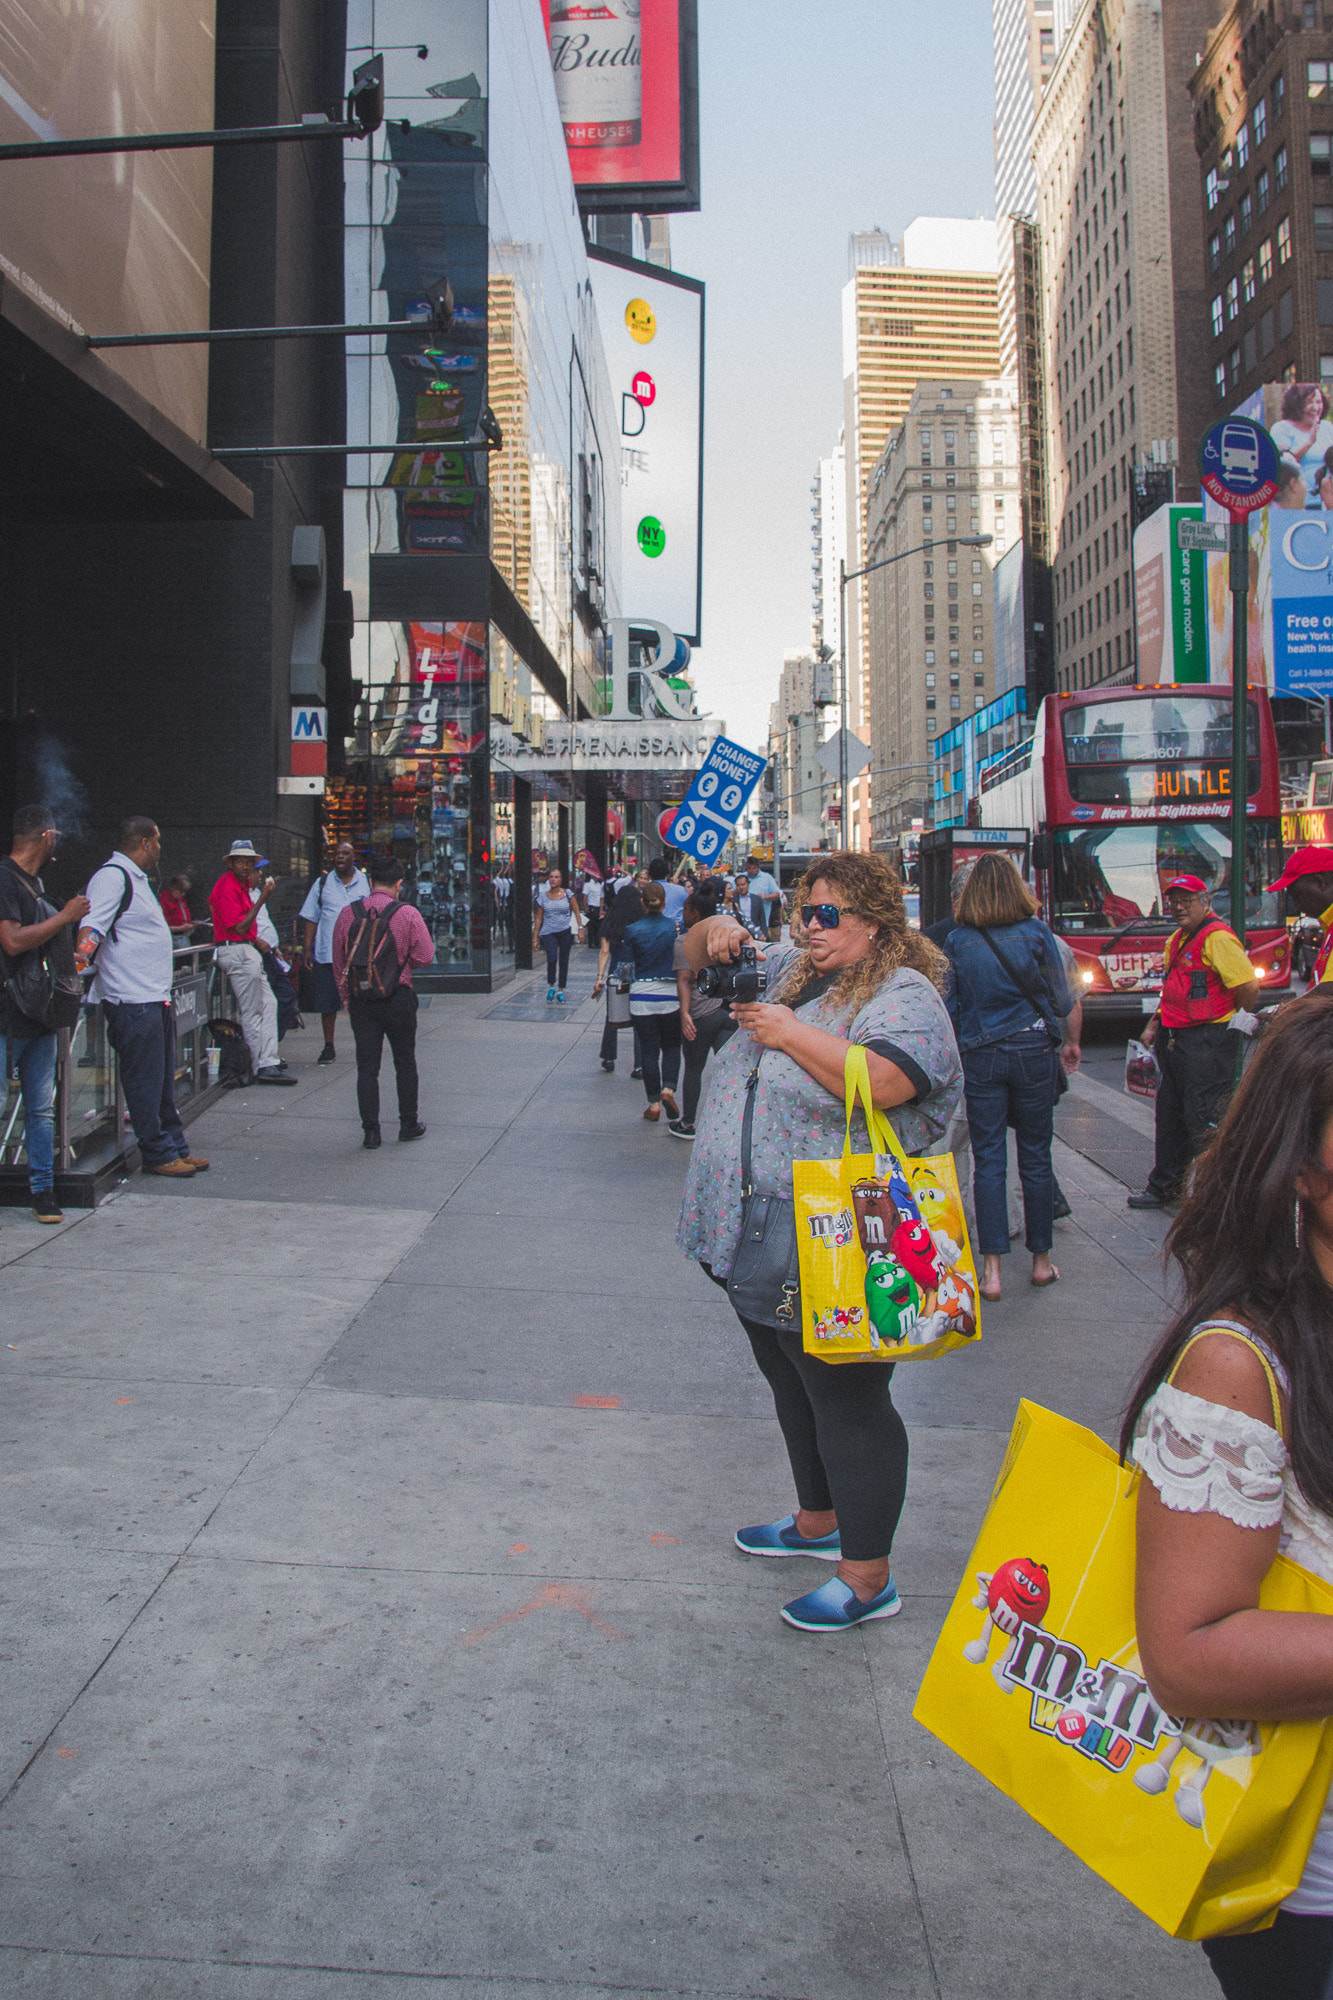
[1121,990,1333,1996]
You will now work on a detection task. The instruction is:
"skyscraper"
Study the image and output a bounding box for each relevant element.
[993,0,1059,375]
[841,219,1000,844]
[810,438,845,659]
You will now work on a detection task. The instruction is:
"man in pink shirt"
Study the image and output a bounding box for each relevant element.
[332,856,435,1148]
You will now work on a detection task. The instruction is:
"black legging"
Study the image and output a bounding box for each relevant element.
[633,1009,681,1101]
[1203,1912,1333,1997]
[739,1315,909,1561]
[682,1008,736,1121]
[542,928,573,989]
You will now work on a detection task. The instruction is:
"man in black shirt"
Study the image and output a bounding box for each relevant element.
[0,806,91,1221]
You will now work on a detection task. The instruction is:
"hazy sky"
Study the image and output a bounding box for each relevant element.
[670,0,996,756]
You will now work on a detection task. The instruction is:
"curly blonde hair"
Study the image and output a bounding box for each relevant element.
[774,852,946,1014]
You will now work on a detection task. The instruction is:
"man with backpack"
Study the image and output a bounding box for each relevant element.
[77,815,208,1180]
[332,855,434,1148]
[0,805,90,1220]
[298,840,369,1063]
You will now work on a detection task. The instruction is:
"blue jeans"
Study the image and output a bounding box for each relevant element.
[5,1030,57,1194]
[103,1001,188,1167]
[963,1031,1059,1257]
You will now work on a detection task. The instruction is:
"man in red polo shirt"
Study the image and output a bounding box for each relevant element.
[209,839,295,1085]
[332,855,434,1147]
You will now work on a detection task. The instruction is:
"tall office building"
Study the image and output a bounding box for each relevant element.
[1033,0,1224,694]
[841,219,1000,845]
[768,650,835,850]
[810,438,845,658]
[863,379,1021,840]
[994,0,1059,375]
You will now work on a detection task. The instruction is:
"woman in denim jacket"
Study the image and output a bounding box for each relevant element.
[944,854,1071,1301]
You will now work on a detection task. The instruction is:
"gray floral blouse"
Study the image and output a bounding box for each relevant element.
[676,944,964,1279]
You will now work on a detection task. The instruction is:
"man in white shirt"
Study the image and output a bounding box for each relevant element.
[299,841,369,1062]
[582,871,604,948]
[76,816,205,1179]
[747,856,780,936]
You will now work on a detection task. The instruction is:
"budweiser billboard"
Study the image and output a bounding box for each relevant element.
[541,0,700,214]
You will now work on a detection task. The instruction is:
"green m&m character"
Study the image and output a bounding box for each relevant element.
[864,1252,921,1347]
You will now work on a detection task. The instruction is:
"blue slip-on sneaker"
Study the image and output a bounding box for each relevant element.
[546,986,556,1002]
[734,1513,842,1561]
[555,990,567,1003]
[779,1574,901,1632]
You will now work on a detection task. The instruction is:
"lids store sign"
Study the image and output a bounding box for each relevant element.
[492,719,721,774]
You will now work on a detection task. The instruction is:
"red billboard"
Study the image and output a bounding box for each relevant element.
[541,0,700,214]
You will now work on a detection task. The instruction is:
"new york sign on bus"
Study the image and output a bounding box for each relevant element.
[1199,383,1333,697]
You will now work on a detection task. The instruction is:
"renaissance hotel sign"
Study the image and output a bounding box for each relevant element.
[492,718,722,774]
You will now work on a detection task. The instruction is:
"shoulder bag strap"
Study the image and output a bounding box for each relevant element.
[740,1057,762,1196]
[106,866,133,941]
[1170,1324,1285,1436]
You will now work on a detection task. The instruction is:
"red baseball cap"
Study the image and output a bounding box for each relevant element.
[1165,875,1210,895]
[1272,846,1333,892]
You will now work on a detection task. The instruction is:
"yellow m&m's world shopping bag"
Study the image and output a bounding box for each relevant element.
[791,1046,981,1365]
[913,1398,1333,1939]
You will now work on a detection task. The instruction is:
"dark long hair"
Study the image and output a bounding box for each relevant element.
[1120,989,1333,1511]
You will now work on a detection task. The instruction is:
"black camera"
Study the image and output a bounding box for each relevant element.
[695,942,769,1003]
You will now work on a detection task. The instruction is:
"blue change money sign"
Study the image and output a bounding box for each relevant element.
[667,736,767,863]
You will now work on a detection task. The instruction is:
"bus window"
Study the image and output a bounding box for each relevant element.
[1051,823,1282,933]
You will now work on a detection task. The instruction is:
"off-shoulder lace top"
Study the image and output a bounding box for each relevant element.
[1131,1318,1333,1587]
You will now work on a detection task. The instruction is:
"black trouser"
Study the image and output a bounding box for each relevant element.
[263,954,300,1039]
[349,984,419,1132]
[739,1315,909,1561]
[103,1000,188,1167]
[633,1009,681,1101]
[585,911,601,948]
[1148,1020,1235,1199]
[542,929,573,989]
[1203,1911,1333,1997]
[599,1014,643,1068]
[682,1009,736,1122]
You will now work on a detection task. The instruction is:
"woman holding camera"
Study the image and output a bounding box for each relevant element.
[678,852,963,1633]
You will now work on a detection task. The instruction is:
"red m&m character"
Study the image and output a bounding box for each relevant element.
[987,1557,1051,1635]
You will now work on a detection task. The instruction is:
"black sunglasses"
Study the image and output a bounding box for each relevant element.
[801,902,852,929]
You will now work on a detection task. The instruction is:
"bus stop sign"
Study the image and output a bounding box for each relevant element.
[1199,417,1279,515]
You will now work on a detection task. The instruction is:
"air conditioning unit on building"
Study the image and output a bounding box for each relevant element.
[490,669,513,722]
[512,694,531,740]
[529,713,546,750]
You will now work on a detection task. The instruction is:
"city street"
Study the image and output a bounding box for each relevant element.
[0,981,1215,2000]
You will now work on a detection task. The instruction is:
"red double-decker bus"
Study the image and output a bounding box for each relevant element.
[978,686,1292,1015]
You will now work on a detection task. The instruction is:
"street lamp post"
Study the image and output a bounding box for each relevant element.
[837,534,992,850]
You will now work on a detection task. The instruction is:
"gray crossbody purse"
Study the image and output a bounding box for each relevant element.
[725,1056,802,1329]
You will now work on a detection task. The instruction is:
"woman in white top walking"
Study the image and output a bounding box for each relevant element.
[1124,989,1333,1995]
[532,868,583,1003]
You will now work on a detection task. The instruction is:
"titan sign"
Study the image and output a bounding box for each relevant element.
[588,249,704,645]
[541,0,700,213]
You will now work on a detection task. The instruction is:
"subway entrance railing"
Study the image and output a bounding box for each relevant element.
[0,945,241,1208]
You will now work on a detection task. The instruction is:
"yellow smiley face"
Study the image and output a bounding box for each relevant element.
[625,297,656,344]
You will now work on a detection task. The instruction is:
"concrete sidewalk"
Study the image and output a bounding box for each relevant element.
[0,981,1215,1999]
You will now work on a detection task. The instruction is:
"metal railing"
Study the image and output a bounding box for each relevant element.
[3,944,239,1178]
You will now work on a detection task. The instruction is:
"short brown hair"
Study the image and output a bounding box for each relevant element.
[641,881,666,912]
[955,852,1036,929]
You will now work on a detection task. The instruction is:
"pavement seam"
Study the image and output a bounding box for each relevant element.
[861,1634,945,2000]
[0,1939,925,1998]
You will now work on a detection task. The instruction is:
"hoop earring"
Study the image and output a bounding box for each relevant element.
[1296,1199,1304,1255]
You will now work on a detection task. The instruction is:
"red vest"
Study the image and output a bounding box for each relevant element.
[1160,919,1236,1029]
[1316,925,1333,985]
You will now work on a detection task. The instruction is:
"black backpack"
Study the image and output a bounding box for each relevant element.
[0,858,83,1033]
[344,900,401,1000]
[206,1016,252,1087]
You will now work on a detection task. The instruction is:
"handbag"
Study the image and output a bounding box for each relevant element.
[792,1045,981,1364]
[974,924,1064,1048]
[913,1332,1333,1940]
[725,1053,802,1330]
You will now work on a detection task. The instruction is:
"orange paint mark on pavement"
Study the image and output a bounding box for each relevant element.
[55,1747,76,1758]
[574,1394,619,1409]
[115,1399,133,1405]
[508,1543,531,1555]
[462,1581,626,1647]
[650,1534,680,1547]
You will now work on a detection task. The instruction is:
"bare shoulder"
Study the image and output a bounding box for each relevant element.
[1171,1329,1281,1425]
